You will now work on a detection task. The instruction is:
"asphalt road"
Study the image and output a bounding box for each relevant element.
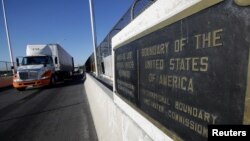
[0,74,98,141]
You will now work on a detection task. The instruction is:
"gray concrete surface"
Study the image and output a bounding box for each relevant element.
[0,75,98,141]
[84,74,152,141]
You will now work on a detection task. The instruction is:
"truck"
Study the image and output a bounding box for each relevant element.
[13,44,74,91]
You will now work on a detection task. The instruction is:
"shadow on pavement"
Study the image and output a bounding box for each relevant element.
[0,74,85,122]
[50,73,86,89]
[0,89,44,121]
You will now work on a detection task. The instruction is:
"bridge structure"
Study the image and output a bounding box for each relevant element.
[1,0,250,141]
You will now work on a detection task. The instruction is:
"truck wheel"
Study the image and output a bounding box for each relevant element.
[50,75,56,86]
[16,88,26,91]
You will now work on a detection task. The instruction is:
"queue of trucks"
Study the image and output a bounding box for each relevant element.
[13,44,74,91]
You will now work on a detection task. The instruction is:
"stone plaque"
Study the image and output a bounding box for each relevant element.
[114,1,249,140]
[115,45,138,105]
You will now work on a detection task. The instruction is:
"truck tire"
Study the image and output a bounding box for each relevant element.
[50,75,56,86]
[16,88,26,91]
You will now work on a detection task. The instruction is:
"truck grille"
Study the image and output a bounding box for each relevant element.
[19,71,38,80]
[19,72,28,79]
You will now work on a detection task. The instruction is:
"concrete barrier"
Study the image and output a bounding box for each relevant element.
[0,76,13,88]
[84,74,152,141]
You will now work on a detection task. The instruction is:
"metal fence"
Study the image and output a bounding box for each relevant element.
[98,0,156,57]
[0,61,13,77]
[86,0,157,76]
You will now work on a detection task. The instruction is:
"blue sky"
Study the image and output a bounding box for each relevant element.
[0,0,133,66]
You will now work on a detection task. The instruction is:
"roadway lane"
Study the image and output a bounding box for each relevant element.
[0,74,98,141]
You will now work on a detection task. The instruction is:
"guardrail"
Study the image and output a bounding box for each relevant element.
[0,61,13,88]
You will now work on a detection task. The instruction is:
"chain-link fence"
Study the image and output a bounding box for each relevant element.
[98,0,156,58]
[86,0,157,77]
[0,61,13,77]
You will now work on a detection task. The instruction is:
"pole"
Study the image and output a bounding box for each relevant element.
[2,0,15,74]
[5,62,8,71]
[88,0,99,76]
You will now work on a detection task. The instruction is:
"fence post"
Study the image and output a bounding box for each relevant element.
[5,62,8,71]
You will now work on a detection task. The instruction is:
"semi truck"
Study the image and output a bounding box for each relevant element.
[13,44,74,91]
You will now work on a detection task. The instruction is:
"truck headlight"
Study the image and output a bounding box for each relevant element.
[13,73,20,82]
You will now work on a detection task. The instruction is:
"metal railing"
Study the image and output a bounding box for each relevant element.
[0,61,13,77]
[86,0,157,76]
[98,0,156,57]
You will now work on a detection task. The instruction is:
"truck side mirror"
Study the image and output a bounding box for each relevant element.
[55,57,58,64]
[16,58,20,66]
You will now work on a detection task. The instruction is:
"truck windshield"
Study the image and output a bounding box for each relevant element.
[22,56,52,65]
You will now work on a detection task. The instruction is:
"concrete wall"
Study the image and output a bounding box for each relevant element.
[0,76,12,88]
[84,74,152,141]
[112,0,222,48]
